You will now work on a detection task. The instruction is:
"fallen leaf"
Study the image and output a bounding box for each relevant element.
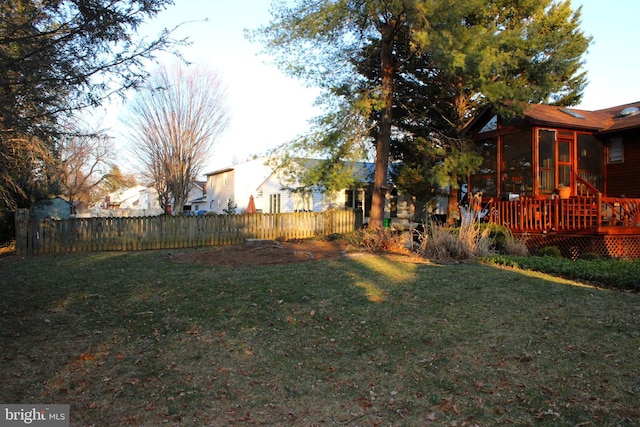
[77,353,96,361]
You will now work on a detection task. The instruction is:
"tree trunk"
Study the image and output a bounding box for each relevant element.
[447,186,460,226]
[369,21,395,230]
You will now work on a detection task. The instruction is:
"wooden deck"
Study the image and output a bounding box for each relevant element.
[484,195,640,259]
[487,195,640,235]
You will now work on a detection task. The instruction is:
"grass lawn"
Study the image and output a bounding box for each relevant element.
[1,249,639,426]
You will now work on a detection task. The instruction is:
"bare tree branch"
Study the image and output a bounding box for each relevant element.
[56,125,115,206]
[125,63,229,213]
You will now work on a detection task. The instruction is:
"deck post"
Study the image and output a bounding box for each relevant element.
[596,192,602,234]
[519,201,524,231]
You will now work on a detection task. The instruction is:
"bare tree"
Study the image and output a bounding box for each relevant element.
[125,63,229,213]
[57,128,114,208]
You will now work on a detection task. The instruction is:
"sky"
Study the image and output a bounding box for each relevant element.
[101,0,640,176]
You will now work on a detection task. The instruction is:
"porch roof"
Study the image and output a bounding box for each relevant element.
[524,101,640,133]
[595,101,640,134]
[470,101,640,135]
[522,103,606,131]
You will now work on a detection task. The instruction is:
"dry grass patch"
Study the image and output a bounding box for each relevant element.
[417,221,495,261]
[0,240,14,257]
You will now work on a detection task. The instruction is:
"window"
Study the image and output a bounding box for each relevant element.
[577,134,603,191]
[223,173,228,187]
[470,138,497,196]
[269,194,281,213]
[608,138,624,164]
[558,139,572,188]
[501,131,532,196]
[480,115,498,133]
[538,130,555,193]
[558,107,585,119]
[345,189,355,209]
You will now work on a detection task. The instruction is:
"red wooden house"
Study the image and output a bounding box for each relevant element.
[466,101,640,258]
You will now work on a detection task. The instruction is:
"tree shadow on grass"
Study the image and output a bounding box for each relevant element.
[1,250,638,425]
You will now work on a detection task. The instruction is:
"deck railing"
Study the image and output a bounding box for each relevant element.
[487,195,640,234]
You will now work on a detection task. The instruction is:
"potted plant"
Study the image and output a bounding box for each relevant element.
[557,184,571,199]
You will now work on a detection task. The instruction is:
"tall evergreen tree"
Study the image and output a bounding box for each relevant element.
[253,0,590,228]
[254,0,420,228]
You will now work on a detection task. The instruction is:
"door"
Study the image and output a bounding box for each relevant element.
[537,129,574,195]
[558,138,573,190]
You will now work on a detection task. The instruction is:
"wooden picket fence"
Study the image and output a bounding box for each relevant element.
[14,209,362,255]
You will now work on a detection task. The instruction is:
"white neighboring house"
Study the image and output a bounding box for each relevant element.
[205,157,376,224]
[87,185,160,217]
[205,157,274,214]
[141,181,208,215]
[256,160,374,215]
[184,181,207,214]
[138,185,162,214]
[88,181,207,217]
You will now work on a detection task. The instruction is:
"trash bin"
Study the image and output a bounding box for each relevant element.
[383,218,391,228]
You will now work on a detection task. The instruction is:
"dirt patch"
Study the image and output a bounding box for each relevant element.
[170,239,357,266]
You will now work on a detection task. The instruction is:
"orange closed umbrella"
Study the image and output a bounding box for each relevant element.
[247,195,256,214]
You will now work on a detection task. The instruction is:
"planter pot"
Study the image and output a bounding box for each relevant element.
[558,186,571,199]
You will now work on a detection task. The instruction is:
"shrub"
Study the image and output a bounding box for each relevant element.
[477,223,530,256]
[578,252,601,261]
[342,229,367,247]
[418,224,464,261]
[492,230,508,252]
[503,239,529,257]
[222,200,238,215]
[483,255,640,291]
[536,245,562,258]
[418,221,495,262]
[0,210,15,244]
[344,228,408,254]
[479,223,510,253]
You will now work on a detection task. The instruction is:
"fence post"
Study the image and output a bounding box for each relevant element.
[15,209,29,255]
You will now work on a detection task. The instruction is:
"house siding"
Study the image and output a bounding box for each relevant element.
[206,158,375,215]
[260,177,288,213]
[605,129,640,198]
[205,158,273,213]
[206,170,237,213]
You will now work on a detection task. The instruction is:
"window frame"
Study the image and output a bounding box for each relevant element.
[608,137,624,164]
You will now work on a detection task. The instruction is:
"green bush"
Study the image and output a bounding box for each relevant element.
[343,229,368,247]
[482,255,640,291]
[478,223,528,255]
[503,239,529,256]
[536,245,562,258]
[479,223,509,252]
